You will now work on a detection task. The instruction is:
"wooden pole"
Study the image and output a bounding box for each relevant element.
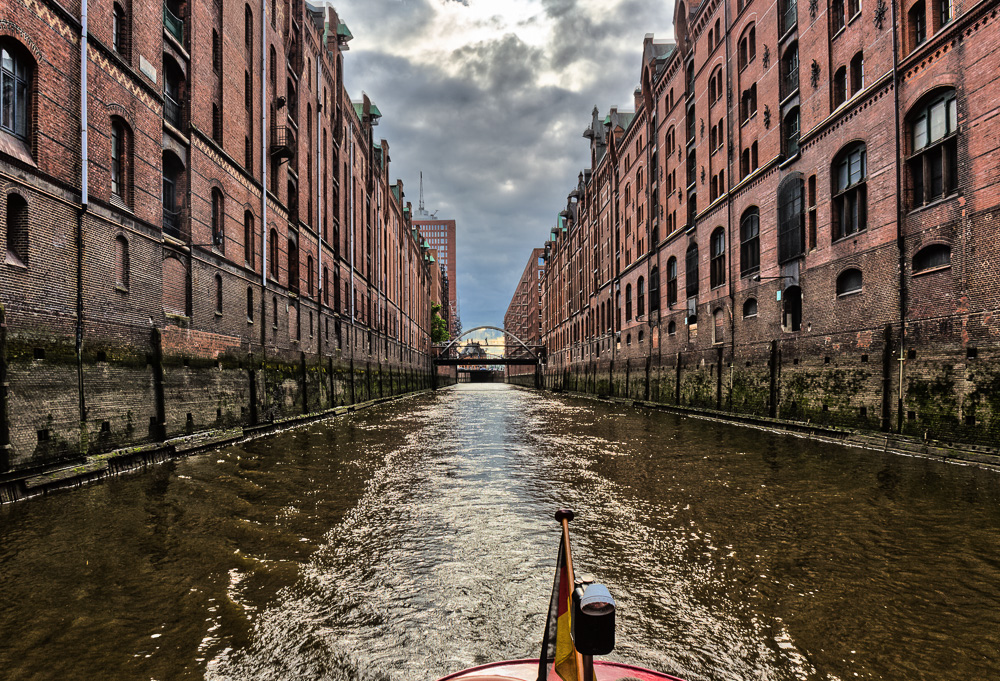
[555,509,587,681]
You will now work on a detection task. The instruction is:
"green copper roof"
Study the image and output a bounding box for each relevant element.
[369,102,382,118]
[337,22,353,40]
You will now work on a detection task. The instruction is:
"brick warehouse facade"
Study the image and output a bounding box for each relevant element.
[503,247,545,376]
[0,0,449,485]
[510,0,1000,448]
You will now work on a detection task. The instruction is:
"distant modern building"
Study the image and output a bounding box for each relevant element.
[504,248,546,375]
[414,215,460,337]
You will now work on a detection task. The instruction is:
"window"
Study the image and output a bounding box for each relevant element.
[637,276,646,317]
[832,143,867,239]
[909,1,926,49]
[685,243,699,297]
[783,285,802,331]
[836,268,863,295]
[243,210,254,264]
[247,286,254,321]
[667,256,678,306]
[848,0,861,17]
[741,84,757,123]
[269,228,279,279]
[211,188,225,251]
[781,44,799,100]
[778,177,805,263]
[709,67,724,104]
[784,107,801,157]
[913,243,951,272]
[115,235,129,289]
[110,118,129,203]
[668,320,677,335]
[710,228,726,288]
[740,207,760,276]
[935,0,952,26]
[215,274,223,313]
[739,24,756,70]
[713,308,725,343]
[743,297,758,317]
[163,56,184,129]
[212,29,221,72]
[833,66,848,108]
[245,4,253,52]
[908,90,958,208]
[212,103,222,143]
[649,266,660,312]
[780,0,798,34]
[832,0,846,30]
[113,3,130,57]
[850,52,864,95]
[625,283,633,322]
[307,255,314,297]
[1,41,32,141]
[162,151,184,240]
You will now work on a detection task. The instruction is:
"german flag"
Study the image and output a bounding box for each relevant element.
[537,539,578,681]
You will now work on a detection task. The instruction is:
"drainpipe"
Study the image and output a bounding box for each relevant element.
[77,0,89,448]
[724,0,736,405]
[260,0,268,415]
[890,0,906,432]
[316,58,322,306]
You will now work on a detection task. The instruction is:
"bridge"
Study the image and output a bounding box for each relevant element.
[431,326,545,387]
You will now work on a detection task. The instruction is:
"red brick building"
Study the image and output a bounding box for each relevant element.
[0,0,444,479]
[413,215,460,336]
[534,0,1000,446]
[503,247,546,374]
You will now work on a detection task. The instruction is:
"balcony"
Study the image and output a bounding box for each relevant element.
[163,207,184,241]
[270,125,294,160]
[163,2,184,42]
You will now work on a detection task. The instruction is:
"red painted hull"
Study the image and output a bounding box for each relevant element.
[436,658,686,680]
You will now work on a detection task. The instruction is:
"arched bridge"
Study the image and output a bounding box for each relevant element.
[432,326,545,367]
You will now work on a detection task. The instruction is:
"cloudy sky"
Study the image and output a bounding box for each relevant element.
[338,0,674,335]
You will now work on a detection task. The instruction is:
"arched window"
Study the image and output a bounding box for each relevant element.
[649,266,660,312]
[666,256,678,306]
[832,0,846,30]
[710,227,726,288]
[778,176,805,263]
[163,55,185,129]
[913,243,951,273]
[783,285,802,331]
[269,46,276,86]
[740,207,760,277]
[908,89,957,208]
[110,118,130,203]
[850,52,864,95]
[909,1,926,51]
[836,268,863,296]
[625,283,633,322]
[781,43,799,100]
[247,286,254,321]
[637,276,646,317]
[323,265,329,305]
[115,235,129,289]
[783,107,801,157]
[713,308,725,344]
[6,193,29,266]
[833,66,848,108]
[215,274,223,313]
[162,150,185,239]
[244,210,254,264]
[163,256,188,316]
[211,188,225,251]
[685,242,699,297]
[709,66,723,104]
[245,4,253,52]
[113,3,130,57]
[626,333,632,347]
[739,24,756,70]
[287,236,299,293]
[743,297,758,318]
[668,320,677,335]
[1,41,33,141]
[780,0,797,34]
[306,255,314,296]
[832,142,867,239]
[268,228,279,279]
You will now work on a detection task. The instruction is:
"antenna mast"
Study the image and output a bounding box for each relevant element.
[419,171,425,214]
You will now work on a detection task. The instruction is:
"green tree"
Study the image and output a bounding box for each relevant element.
[431,302,450,343]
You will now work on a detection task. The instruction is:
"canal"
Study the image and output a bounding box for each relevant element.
[1,384,998,681]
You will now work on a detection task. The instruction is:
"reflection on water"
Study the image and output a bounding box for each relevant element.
[1,384,999,681]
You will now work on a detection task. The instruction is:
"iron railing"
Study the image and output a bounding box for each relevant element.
[164,92,183,129]
[163,207,183,240]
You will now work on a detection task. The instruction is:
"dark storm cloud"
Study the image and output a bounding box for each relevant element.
[338,0,672,330]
